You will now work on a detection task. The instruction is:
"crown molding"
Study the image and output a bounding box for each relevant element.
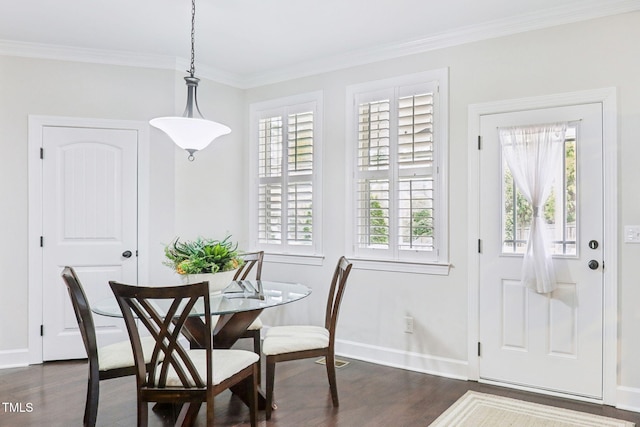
[239,0,640,88]
[0,40,244,88]
[1,0,639,89]
[0,39,179,71]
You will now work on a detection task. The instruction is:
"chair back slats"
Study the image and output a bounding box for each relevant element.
[324,256,353,340]
[109,281,212,390]
[233,251,264,280]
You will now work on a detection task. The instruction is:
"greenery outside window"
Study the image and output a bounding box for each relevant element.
[249,92,323,259]
[346,70,449,273]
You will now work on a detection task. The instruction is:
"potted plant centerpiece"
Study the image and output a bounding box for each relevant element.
[163,236,244,292]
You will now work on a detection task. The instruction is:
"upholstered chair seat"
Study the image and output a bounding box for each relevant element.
[262,326,329,355]
[246,317,263,331]
[97,336,158,371]
[158,349,259,387]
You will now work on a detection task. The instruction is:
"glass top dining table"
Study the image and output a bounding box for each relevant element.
[92,280,312,318]
[93,279,311,411]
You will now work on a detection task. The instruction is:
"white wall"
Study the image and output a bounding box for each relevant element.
[240,11,640,403]
[0,56,178,354]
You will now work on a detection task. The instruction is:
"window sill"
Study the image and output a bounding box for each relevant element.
[350,257,451,275]
[263,252,325,266]
[261,253,451,275]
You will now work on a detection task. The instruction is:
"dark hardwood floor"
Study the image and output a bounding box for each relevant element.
[1,354,639,426]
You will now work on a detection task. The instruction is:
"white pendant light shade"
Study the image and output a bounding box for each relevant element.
[149,0,231,161]
[150,116,230,155]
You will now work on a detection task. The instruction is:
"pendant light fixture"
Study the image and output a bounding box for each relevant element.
[150,0,230,161]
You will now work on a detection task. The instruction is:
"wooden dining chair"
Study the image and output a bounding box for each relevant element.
[109,280,259,427]
[262,256,353,420]
[61,266,159,427]
[233,252,264,370]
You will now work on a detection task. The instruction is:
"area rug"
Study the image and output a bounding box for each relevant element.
[429,391,634,426]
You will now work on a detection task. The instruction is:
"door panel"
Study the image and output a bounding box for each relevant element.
[478,103,603,398]
[42,126,138,361]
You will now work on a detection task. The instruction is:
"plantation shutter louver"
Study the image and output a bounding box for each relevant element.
[355,83,437,259]
[287,111,313,245]
[397,92,434,252]
[258,107,315,247]
[258,116,283,244]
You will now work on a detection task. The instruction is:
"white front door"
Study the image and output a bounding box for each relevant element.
[478,103,604,398]
[41,126,138,361]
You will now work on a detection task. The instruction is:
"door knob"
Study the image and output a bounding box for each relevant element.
[588,260,599,270]
[122,250,133,258]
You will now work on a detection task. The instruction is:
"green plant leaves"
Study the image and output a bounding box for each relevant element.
[163,235,242,274]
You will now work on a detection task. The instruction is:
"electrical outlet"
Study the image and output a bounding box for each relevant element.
[404,316,414,334]
[624,225,640,243]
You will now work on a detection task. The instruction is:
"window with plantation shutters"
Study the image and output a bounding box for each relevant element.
[251,92,322,257]
[347,70,449,272]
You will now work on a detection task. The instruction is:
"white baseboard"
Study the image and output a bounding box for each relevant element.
[335,339,468,380]
[616,386,640,413]
[0,348,30,369]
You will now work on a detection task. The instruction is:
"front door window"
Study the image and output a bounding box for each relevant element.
[502,126,577,256]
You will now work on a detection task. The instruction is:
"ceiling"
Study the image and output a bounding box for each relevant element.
[1,0,639,87]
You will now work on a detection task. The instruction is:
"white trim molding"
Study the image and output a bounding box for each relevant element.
[249,91,324,259]
[344,69,450,272]
[0,349,29,370]
[617,386,640,413]
[3,2,639,88]
[335,339,468,381]
[240,1,640,87]
[27,116,151,365]
[467,87,618,405]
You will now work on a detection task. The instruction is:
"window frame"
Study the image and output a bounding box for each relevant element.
[249,91,323,262]
[345,69,450,275]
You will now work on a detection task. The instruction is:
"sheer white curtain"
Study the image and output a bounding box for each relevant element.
[500,123,567,294]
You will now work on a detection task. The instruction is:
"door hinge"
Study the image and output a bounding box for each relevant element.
[478,342,481,357]
[40,147,44,159]
[40,236,44,247]
[136,250,139,257]
[478,239,482,253]
[477,135,482,150]
[40,325,44,336]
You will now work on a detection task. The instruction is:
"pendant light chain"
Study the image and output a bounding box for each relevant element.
[189,0,196,77]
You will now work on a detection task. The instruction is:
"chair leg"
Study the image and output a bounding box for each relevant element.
[138,399,148,427]
[325,353,339,407]
[84,367,99,427]
[206,389,214,427]
[265,359,276,420]
[252,330,261,385]
[176,401,202,427]
[248,365,258,427]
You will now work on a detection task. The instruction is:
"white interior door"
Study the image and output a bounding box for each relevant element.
[478,103,604,399]
[42,126,138,361]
